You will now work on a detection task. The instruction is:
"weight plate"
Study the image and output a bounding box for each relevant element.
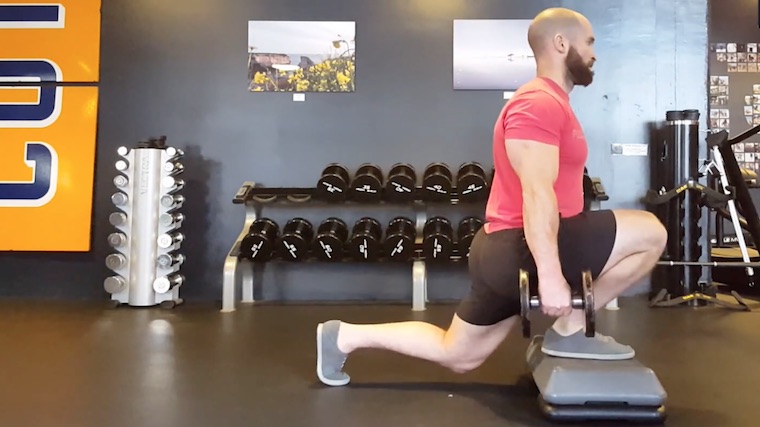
[349,235,381,261]
[386,175,416,202]
[316,164,350,202]
[422,175,452,201]
[520,269,531,338]
[385,235,414,261]
[313,233,344,261]
[582,270,595,337]
[422,234,453,262]
[240,234,274,261]
[281,236,309,261]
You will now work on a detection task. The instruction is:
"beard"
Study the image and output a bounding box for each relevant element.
[565,46,594,86]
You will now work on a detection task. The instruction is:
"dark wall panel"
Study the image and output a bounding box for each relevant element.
[0,0,708,302]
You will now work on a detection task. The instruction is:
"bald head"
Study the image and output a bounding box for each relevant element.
[525,8,597,87]
[527,8,591,57]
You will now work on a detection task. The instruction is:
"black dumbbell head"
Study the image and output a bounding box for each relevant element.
[457,162,488,202]
[280,218,314,261]
[313,217,349,261]
[519,269,531,337]
[385,163,417,203]
[422,162,453,202]
[423,216,453,237]
[350,163,384,203]
[316,163,350,202]
[422,216,454,262]
[349,217,383,261]
[384,216,417,261]
[457,216,483,257]
[240,218,280,261]
[583,270,595,337]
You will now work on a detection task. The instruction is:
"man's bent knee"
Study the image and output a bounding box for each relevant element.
[437,315,515,374]
[616,210,668,252]
[440,353,486,374]
[640,211,668,252]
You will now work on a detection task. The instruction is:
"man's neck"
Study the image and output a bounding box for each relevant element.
[536,63,574,94]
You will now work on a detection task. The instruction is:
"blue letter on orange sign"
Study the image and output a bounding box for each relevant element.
[0,1,100,251]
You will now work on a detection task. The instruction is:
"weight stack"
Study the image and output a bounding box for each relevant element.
[104,138,186,308]
[650,110,702,299]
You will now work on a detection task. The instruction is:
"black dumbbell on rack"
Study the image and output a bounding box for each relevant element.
[385,163,417,203]
[457,216,483,257]
[349,217,383,261]
[422,216,455,262]
[384,216,417,261]
[457,162,489,202]
[350,163,384,203]
[279,218,314,261]
[316,164,351,202]
[239,218,280,261]
[422,163,453,202]
[312,217,349,261]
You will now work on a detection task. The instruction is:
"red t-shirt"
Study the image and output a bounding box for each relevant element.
[484,77,588,233]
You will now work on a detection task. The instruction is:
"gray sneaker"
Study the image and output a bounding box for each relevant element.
[541,327,636,360]
[316,320,350,386]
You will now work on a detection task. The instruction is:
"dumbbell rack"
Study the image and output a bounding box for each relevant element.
[105,138,187,308]
[221,181,480,312]
[221,172,612,313]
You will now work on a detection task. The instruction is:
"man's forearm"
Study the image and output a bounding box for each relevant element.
[522,187,563,277]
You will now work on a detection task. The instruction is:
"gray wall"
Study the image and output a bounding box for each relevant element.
[0,0,709,303]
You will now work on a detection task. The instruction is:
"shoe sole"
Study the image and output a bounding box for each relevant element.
[541,347,636,361]
[316,323,350,386]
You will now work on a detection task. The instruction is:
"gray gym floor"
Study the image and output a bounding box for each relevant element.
[0,295,757,427]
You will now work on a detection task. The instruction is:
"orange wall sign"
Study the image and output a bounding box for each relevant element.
[0,1,101,251]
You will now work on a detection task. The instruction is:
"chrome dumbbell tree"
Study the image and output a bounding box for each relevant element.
[105,137,186,308]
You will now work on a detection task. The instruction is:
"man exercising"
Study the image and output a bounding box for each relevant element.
[316,7,668,387]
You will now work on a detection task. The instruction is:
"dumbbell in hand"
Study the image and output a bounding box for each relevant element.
[519,269,595,338]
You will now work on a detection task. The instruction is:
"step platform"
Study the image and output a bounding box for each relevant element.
[526,335,668,423]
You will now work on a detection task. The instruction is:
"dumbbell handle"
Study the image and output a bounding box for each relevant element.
[529,296,584,308]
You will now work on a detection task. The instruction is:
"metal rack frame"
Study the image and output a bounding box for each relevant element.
[221,182,437,312]
[221,176,611,313]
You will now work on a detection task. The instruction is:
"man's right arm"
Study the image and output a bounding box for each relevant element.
[502,93,567,285]
[506,139,563,280]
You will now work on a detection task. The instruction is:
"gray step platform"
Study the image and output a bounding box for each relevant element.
[527,335,668,423]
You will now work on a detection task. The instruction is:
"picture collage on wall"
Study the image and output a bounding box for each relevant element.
[709,42,760,172]
[709,75,729,129]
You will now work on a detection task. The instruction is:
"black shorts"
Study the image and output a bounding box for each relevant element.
[456,209,617,326]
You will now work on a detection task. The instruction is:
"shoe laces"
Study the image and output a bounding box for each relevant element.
[593,332,616,343]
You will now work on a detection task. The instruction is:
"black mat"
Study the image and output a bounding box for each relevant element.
[0,295,757,427]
